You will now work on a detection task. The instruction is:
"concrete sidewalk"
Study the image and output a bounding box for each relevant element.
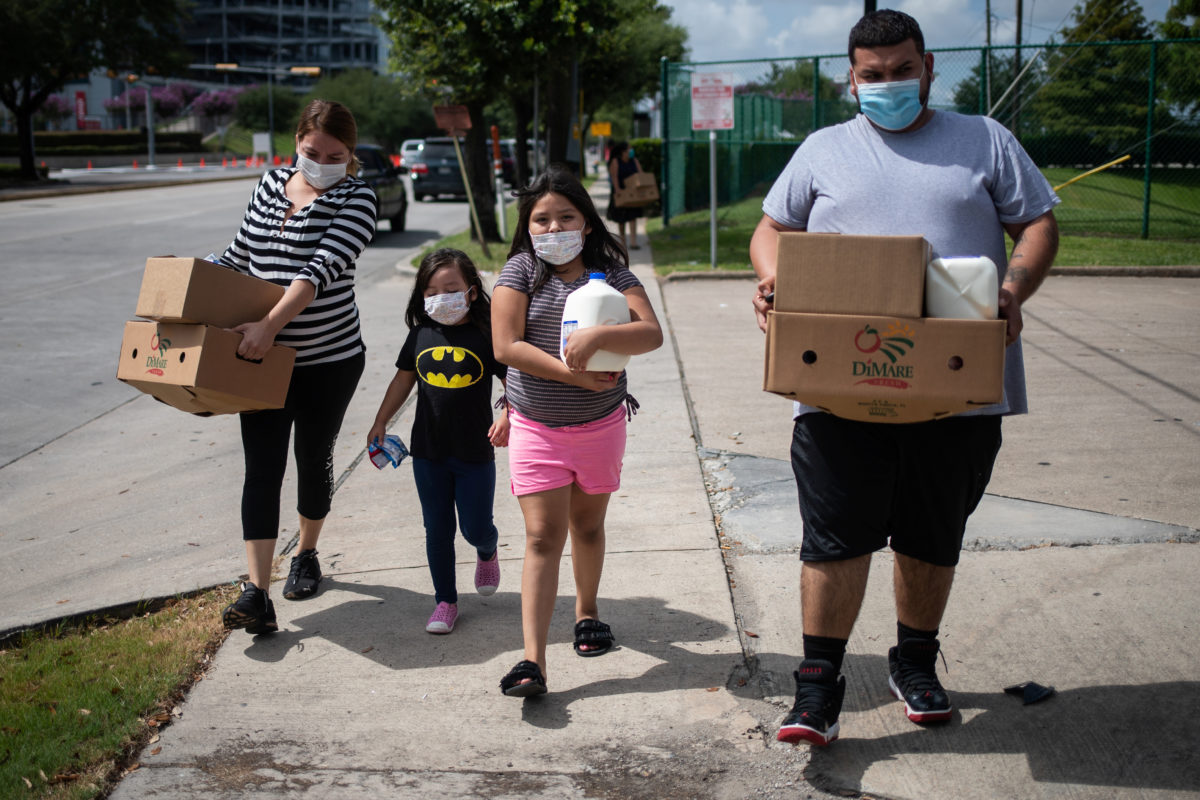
[8,176,1199,799]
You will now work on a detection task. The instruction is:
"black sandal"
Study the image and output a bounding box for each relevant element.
[500,660,547,697]
[573,619,615,657]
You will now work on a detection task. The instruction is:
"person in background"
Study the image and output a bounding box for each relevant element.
[605,141,645,251]
[218,99,378,635]
[749,10,1059,745]
[491,166,663,696]
[367,248,509,636]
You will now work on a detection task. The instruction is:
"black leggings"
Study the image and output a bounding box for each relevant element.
[239,353,364,541]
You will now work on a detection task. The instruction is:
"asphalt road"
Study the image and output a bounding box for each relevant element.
[0,178,470,468]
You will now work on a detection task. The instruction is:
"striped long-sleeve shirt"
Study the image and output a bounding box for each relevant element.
[220,168,378,366]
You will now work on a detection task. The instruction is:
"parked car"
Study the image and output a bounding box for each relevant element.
[355,144,407,232]
[407,137,467,201]
[498,138,518,186]
[399,138,423,169]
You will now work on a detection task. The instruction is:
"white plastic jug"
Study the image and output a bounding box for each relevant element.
[561,273,631,372]
[925,256,999,320]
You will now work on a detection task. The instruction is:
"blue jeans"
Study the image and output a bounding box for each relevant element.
[411,457,499,604]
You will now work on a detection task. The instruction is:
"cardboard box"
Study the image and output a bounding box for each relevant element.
[135,257,285,328]
[116,321,295,415]
[764,311,1006,422]
[613,172,659,208]
[774,233,930,318]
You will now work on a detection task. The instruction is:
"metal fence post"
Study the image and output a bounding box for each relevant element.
[979,47,987,115]
[661,56,671,228]
[1142,42,1157,240]
[812,57,821,132]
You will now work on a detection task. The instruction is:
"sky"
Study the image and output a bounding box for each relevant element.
[660,0,1177,63]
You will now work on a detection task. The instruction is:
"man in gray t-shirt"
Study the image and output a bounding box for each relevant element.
[748,10,1059,748]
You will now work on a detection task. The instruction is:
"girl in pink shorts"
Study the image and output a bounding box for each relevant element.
[491,165,663,696]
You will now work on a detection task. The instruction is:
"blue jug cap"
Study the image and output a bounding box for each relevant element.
[589,272,605,280]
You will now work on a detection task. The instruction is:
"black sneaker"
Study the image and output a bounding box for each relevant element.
[283,549,322,600]
[777,659,846,746]
[222,582,278,635]
[888,638,952,723]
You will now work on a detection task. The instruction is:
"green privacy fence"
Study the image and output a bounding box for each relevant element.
[660,38,1200,240]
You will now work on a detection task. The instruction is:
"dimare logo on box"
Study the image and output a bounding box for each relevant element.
[145,332,172,376]
[852,322,915,388]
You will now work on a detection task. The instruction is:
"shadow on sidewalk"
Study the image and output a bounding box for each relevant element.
[226,577,771,728]
[806,652,1200,795]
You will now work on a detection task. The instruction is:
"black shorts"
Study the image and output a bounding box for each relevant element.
[791,413,1002,567]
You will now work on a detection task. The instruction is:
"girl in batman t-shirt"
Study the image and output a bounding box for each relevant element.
[368,248,508,636]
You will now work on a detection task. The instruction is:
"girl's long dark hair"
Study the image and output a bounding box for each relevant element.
[508,165,628,292]
[405,248,492,335]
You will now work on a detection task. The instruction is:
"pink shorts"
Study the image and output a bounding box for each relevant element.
[508,406,627,496]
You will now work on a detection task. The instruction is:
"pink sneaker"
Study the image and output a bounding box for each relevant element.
[475,552,500,596]
[425,602,457,634]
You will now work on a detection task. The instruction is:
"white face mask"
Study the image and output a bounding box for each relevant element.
[296,154,347,190]
[424,291,471,325]
[531,229,585,265]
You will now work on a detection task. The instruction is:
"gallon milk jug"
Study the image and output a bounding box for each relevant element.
[925,256,999,320]
[561,273,631,372]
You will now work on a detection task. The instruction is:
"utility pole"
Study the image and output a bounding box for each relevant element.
[986,0,992,111]
[864,0,876,14]
[1013,0,1024,137]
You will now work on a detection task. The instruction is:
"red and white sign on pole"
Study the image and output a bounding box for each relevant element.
[75,91,88,130]
[690,72,735,130]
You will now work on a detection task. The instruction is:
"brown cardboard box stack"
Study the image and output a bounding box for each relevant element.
[763,233,1006,423]
[116,257,296,415]
[613,172,659,208]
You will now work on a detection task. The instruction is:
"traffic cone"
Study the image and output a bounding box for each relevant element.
[133,159,139,169]
[274,155,281,166]
[200,157,206,168]
[87,160,93,170]
[177,158,183,168]
[222,157,228,168]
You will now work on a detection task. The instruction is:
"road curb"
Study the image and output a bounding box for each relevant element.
[660,265,1200,280]
[0,172,263,203]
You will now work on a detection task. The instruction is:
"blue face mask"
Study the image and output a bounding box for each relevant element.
[854,68,925,131]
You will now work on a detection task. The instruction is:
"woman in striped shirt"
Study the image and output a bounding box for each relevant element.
[219,99,378,636]
[492,166,663,695]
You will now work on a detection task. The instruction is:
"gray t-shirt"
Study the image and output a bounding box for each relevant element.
[763,111,1060,416]
[495,252,642,427]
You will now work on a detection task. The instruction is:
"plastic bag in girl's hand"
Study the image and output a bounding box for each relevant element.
[369,434,409,469]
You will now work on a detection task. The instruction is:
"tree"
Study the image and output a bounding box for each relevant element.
[35,95,73,130]
[0,0,191,180]
[233,84,304,135]
[575,1,687,146]
[1158,0,1200,116]
[375,0,687,242]
[1029,0,1162,154]
[303,69,436,151]
[737,60,857,137]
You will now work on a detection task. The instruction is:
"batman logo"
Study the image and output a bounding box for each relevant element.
[416,346,484,388]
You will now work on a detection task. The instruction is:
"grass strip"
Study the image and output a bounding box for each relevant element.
[0,585,237,800]
[646,191,1199,274]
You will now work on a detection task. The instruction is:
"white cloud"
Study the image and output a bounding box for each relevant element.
[667,0,771,63]
[662,0,1176,63]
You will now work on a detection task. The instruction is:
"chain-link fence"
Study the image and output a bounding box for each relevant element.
[660,38,1200,240]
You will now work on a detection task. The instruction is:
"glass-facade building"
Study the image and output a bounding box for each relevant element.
[187,0,388,84]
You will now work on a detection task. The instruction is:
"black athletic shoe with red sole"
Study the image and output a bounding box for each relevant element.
[777,659,846,746]
[888,638,952,723]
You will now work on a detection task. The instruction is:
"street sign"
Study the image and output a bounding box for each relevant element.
[590,122,612,136]
[691,72,735,131]
[433,105,471,136]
